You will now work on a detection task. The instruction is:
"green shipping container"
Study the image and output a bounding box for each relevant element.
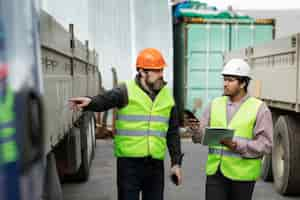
[173,18,275,121]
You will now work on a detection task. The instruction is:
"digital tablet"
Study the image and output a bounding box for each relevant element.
[201,127,234,146]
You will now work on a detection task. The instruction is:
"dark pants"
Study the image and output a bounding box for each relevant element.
[117,157,164,200]
[2,162,20,200]
[206,169,255,200]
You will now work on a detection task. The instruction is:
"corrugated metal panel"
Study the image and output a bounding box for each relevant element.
[186,24,229,117]
[39,11,99,153]
[231,24,273,49]
[254,25,274,44]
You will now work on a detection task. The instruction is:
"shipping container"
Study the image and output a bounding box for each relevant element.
[173,17,275,121]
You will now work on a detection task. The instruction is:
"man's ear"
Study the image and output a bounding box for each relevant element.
[240,82,246,89]
[139,69,146,78]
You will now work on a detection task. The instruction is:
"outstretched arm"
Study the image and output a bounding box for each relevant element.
[69,84,128,112]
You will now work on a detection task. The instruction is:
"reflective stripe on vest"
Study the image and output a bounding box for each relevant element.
[206,96,262,181]
[116,130,166,137]
[0,121,16,141]
[0,121,14,130]
[0,121,15,138]
[209,148,242,158]
[0,87,18,164]
[117,114,169,124]
[115,80,174,160]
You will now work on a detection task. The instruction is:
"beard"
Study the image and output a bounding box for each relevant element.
[146,77,165,91]
[223,87,241,98]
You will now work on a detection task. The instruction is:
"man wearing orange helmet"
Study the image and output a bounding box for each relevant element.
[69,48,183,200]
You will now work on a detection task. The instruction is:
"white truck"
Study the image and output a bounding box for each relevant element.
[224,33,300,195]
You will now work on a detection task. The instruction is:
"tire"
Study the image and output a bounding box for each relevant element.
[272,115,300,195]
[21,94,44,174]
[261,154,273,181]
[75,114,92,182]
[261,111,278,182]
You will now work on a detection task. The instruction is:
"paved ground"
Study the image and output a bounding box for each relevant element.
[63,139,300,200]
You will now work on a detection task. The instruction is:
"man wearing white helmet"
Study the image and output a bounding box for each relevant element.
[190,58,273,200]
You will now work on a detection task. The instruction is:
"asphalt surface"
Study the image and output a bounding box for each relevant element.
[63,139,300,200]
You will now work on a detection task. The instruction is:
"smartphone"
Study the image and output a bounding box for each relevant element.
[170,174,179,185]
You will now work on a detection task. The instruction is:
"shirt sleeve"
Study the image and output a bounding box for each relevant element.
[191,103,211,143]
[235,102,273,158]
[166,106,184,167]
[84,83,128,112]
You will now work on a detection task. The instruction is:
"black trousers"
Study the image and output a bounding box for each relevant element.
[117,157,164,200]
[206,169,256,200]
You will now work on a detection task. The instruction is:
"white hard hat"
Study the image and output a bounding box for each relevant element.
[222,58,251,79]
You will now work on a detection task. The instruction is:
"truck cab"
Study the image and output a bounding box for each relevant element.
[0,0,100,199]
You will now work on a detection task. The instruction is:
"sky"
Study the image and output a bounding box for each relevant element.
[190,0,300,10]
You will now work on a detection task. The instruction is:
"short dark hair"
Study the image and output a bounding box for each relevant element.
[237,76,250,92]
[137,68,142,78]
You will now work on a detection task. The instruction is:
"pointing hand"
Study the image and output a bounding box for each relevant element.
[68,97,91,111]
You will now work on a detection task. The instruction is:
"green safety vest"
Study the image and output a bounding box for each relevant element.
[114,80,174,160]
[206,96,262,181]
[0,86,18,164]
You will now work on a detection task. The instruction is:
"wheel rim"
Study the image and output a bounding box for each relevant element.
[91,118,95,145]
[274,134,285,181]
[87,119,92,161]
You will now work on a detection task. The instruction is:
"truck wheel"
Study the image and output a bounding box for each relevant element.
[272,115,300,195]
[261,111,278,182]
[76,114,92,181]
[21,94,44,173]
[261,154,273,181]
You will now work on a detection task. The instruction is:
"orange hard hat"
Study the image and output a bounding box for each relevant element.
[136,48,167,69]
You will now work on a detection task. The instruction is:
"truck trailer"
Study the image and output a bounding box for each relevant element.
[224,33,300,195]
